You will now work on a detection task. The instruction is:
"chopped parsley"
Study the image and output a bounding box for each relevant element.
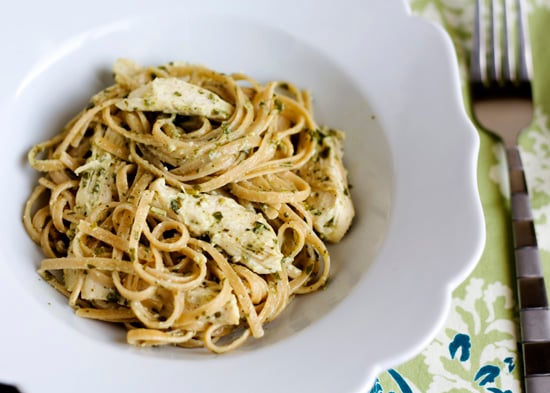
[319,146,331,159]
[323,217,335,228]
[274,98,284,112]
[106,291,121,303]
[221,122,231,135]
[252,221,267,234]
[170,198,182,212]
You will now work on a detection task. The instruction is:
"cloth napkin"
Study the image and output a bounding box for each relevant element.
[372,1,550,392]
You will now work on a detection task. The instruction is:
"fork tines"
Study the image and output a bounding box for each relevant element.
[470,0,532,96]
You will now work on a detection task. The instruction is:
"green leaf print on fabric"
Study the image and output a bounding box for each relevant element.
[376,279,521,392]
[421,279,520,392]
[409,0,474,82]
[518,106,550,295]
[521,107,550,248]
[486,107,550,297]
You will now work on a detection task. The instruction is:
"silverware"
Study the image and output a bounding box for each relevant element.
[470,0,550,391]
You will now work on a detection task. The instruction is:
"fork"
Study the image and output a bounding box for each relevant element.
[470,0,550,391]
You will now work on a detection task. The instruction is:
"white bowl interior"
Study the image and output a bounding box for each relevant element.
[7,12,394,353]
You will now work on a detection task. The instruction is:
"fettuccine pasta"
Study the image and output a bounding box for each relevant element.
[23,59,354,353]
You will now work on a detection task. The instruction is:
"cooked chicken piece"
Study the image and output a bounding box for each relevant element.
[184,283,240,326]
[64,130,126,301]
[112,58,150,90]
[74,135,121,216]
[116,76,234,120]
[80,270,117,301]
[151,179,283,274]
[298,128,354,242]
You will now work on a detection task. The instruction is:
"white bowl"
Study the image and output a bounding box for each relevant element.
[0,0,484,392]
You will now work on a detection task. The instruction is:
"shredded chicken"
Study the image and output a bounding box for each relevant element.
[151,179,283,274]
[298,128,354,242]
[116,76,234,120]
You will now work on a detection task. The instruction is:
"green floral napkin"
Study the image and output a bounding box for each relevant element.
[372,1,550,392]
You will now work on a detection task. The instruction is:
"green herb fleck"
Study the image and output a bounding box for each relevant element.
[106,291,121,303]
[323,217,335,228]
[93,246,107,256]
[221,122,231,135]
[252,221,267,234]
[319,146,331,159]
[308,128,327,145]
[274,98,284,112]
[170,198,182,213]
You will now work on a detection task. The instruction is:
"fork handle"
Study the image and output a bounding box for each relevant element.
[507,146,550,389]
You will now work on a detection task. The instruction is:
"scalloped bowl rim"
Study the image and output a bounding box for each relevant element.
[0,1,485,392]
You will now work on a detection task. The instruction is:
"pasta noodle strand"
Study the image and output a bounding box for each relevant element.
[23,59,354,353]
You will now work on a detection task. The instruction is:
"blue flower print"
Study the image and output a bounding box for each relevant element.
[449,333,471,362]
